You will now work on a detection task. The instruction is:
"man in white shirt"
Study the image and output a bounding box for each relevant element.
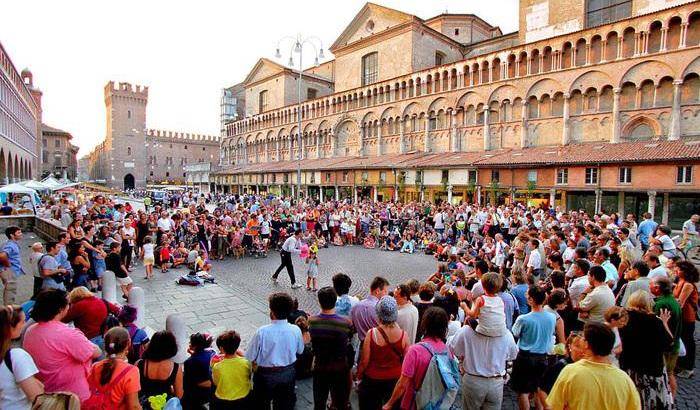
[394,284,418,344]
[156,211,173,244]
[526,239,543,278]
[448,322,518,410]
[568,259,591,309]
[645,254,667,279]
[272,229,302,289]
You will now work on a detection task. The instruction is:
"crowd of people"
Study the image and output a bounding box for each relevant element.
[0,189,698,409]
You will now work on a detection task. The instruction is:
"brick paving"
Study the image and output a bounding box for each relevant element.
[11,232,700,409]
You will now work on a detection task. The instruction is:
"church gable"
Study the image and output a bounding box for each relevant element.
[330,3,414,51]
[243,58,286,86]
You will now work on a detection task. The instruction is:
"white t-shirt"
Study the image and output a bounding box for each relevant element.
[0,348,39,410]
[122,226,135,246]
[527,250,542,270]
[143,243,155,259]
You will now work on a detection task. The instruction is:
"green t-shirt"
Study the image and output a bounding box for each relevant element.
[654,294,682,352]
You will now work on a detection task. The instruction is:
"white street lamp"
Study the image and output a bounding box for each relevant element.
[275,34,325,200]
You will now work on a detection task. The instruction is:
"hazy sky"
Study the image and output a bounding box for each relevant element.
[1,0,518,156]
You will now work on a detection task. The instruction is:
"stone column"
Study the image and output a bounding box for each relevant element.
[611,88,621,143]
[243,144,248,164]
[520,101,529,148]
[329,131,336,157]
[265,140,270,162]
[680,23,689,48]
[562,92,571,145]
[668,80,683,140]
[377,125,383,156]
[359,127,365,156]
[423,117,430,152]
[476,185,482,205]
[353,187,358,203]
[594,189,603,214]
[288,136,294,160]
[660,28,668,51]
[447,185,453,204]
[399,119,405,154]
[128,287,146,328]
[276,138,281,161]
[483,108,491,150]
[373,186,378,202]
[549,188,556,207]
[450,111,458,152]
[662,193,670,225]
[316,132,322,159]
[618,191,625,216]
[335,185,339,201]
[102,271,117,303]
[647,191,657,218]
[319,186,324,202]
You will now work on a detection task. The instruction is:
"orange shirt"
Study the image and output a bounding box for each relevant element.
[246,218,260,236]
[87,360,140,409]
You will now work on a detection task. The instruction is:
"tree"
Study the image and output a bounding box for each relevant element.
[526,180,537,204]
[488,180,500,205]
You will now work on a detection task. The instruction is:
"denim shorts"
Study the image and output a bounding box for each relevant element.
[94,259,106,278]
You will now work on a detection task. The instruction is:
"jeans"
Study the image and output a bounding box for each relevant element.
[358,377,397,410]
[461,373,504,410]
[312,368,350,410]
[679,320,696,371]
[252,365,296,410]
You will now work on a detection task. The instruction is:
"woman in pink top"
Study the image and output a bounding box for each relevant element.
[384,307,451,410]
[22,289,101,401]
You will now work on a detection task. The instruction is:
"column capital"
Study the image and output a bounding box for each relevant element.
[613,87,622,94]
[647,190,657,197]
[563,92,571,99]
[673,79,684,86]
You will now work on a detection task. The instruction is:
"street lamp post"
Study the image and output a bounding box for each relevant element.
[275,34,324,201]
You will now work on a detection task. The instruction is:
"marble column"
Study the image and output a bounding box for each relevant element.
[399,119,405,154]
[611,88,621,143]
[423,117,430,152]
[562,93,571,145]
[450,111,458,152]
[647,190,657,218]
[520,101,529,148]
[377,126,383,156]
[359,127,365,157]
[482,108,491,151]
[668,80,683,141]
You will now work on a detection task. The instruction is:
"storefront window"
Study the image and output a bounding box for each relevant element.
[668,195,700,230]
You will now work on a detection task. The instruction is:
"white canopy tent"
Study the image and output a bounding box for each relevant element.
[21,180,51,193]
[0,183,40,212]
[41,176,63,190]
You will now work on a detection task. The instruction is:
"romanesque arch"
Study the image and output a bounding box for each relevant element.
[621,115,663,140]
[619,60,676,87]
[569,70,614,93]
[683,56,700,78]
[525,78,564,99]
[334,119,360,157]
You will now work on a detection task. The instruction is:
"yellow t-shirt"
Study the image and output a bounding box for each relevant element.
[212,356,252,401]
[547,359,641,410]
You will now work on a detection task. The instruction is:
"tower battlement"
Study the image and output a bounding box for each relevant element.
[146,129,220,143]
[104,81,149,99]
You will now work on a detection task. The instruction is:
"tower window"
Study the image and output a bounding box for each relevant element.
[586,0,632,28]
[454,28,459,36]
[259,90,269,113]
[127,147,131,156]
[435,51,446,66]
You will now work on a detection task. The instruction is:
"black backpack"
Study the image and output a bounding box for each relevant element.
[100,299,120,335]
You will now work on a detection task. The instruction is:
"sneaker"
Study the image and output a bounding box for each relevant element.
[270,276,278,283]
[676,369,694,379]
[291,283,302,289]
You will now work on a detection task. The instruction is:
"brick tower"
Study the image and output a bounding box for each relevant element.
[104,81,148,189]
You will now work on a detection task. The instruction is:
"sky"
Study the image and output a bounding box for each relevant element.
[1,0,518,157]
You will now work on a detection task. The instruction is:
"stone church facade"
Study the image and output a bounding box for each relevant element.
[85,81,219,189]
[217,1,700,227]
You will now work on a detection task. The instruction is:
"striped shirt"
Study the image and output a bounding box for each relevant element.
[309,313,353,371]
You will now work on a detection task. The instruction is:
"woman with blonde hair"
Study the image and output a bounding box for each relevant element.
[63,286,120,350]
[620,290,674,409]
[0,304,44,409]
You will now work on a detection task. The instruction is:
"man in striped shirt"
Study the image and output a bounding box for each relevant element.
[309,287,354,410]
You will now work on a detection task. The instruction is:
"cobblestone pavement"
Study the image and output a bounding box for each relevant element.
[12,233,700,409]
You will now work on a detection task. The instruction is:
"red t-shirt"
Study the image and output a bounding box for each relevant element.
[63,296,120,340]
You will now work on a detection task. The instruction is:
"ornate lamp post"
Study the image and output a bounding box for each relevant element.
[275,34,324,200]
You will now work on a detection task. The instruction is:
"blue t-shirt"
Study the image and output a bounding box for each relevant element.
[512,310,556,354]
[511,284,530,315]
[638,219,658,246]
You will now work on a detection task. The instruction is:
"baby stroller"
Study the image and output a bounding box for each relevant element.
[251,237,269,259]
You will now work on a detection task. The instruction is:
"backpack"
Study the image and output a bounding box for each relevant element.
[31,392,81,410]
[100,299,120,335]
[82,366,132,410]
[125,324,148,364]
[414,342,460,410]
